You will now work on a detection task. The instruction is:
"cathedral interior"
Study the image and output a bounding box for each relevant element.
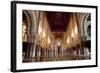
[22,10,91,63]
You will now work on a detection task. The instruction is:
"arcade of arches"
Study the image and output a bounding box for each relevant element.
[22,10,91,62]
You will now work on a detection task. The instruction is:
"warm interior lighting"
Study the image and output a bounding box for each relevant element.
[38,25,42,35]
[67,37,70,44]
[71,31,74,38]
[22,23,27,37]
[75,25,78,34]
[22,22,27,42]
[43,30,46,37]
[48,37,51,44]
[57,42,60,46]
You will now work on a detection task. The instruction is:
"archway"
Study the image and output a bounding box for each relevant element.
[80,14,91,59]
[22,10,33,62]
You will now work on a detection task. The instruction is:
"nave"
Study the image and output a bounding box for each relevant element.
[22,10,91,62]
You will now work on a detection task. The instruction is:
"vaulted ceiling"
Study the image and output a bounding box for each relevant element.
[46,11,72,38]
